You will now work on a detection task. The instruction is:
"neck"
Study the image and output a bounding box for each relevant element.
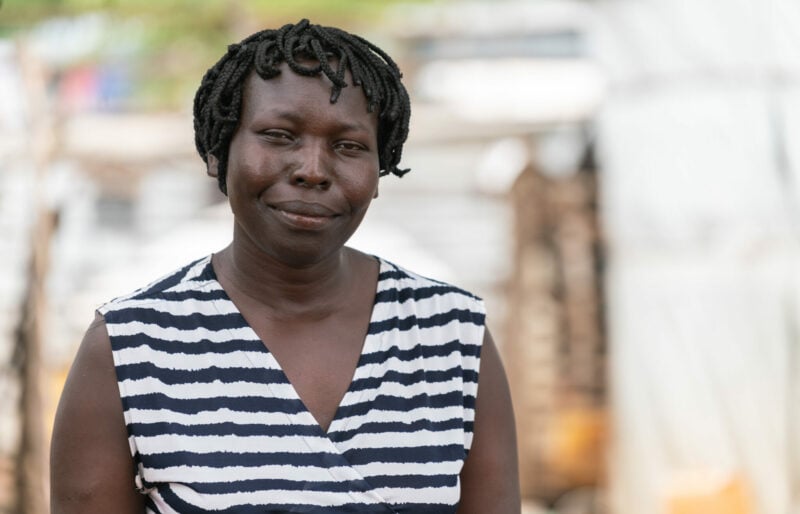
[213,237,357,321]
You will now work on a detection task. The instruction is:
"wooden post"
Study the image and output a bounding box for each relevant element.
[12,39,57,514]
[13,212,56,514]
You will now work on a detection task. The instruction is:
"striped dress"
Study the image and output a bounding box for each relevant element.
[99,255,485,513]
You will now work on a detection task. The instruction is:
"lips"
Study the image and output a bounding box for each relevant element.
[268,200,340,230]
[269,200,338,217]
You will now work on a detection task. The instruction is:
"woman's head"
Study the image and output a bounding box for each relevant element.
[193,19,411,194]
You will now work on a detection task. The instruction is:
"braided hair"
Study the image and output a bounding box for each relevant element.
[193,19,411,194]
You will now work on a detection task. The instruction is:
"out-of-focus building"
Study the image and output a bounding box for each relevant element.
[383,1,608,510]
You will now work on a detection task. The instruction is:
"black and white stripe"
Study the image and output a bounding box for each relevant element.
[99,255,485,513]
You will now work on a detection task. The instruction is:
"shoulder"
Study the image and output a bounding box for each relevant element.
[98,254,217,316]
[374,256,485,314]
[371,257,486,356]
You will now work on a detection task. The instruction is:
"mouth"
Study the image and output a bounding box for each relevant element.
[268,200,339,229]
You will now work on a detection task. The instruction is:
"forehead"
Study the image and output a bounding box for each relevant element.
[239,63,377,129]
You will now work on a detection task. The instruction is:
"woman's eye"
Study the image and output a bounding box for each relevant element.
[261,130,293,142]
[335,141,365,152]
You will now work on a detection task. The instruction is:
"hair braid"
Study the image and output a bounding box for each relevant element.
[193,19,411,194]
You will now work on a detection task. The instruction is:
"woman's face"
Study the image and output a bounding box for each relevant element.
[215,63,381,267]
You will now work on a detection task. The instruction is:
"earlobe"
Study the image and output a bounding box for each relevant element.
[373,184,379,199]
[207,154,219,178]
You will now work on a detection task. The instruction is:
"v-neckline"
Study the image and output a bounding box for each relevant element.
[205,254,384,437]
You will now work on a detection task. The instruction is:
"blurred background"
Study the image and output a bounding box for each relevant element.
[1,0,798,513]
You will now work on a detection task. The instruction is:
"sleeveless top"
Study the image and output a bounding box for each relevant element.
[98,255,486,513]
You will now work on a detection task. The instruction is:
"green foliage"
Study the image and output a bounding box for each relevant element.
[0,0,435,109]
[1,0,434,26]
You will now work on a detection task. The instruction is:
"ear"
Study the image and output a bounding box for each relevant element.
[373,177,379,199]
[207,154,219,178]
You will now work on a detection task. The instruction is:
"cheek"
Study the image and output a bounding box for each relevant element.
[227,151,284,193]
[349,173,380,207]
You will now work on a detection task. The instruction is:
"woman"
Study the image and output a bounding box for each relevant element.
[51,19,520,513]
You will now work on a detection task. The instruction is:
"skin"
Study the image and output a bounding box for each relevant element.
[50,62,520,512]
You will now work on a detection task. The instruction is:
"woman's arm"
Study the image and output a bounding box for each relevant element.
[458,329,521,513]
[50,314,145,514]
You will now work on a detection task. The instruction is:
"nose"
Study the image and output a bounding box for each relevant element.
[290,141,331,190]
